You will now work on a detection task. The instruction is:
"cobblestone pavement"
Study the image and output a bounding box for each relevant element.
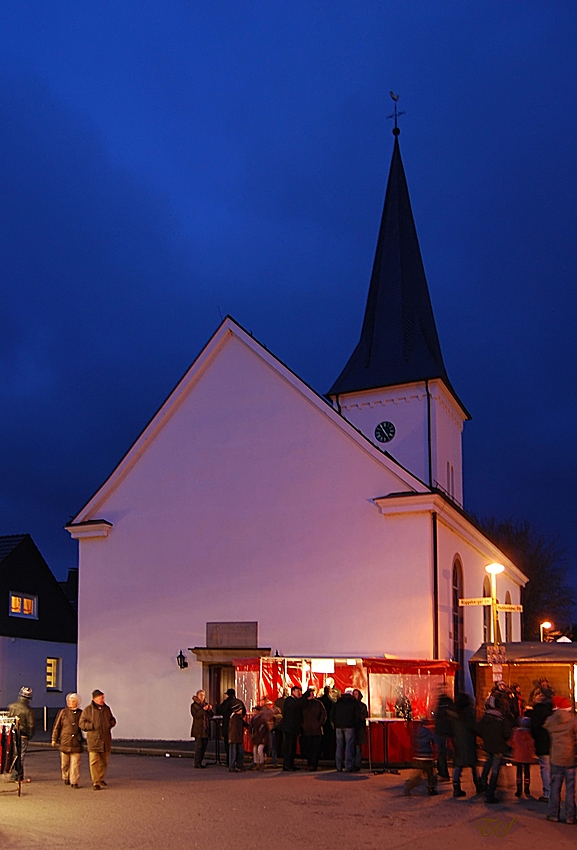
[1,750,575,850]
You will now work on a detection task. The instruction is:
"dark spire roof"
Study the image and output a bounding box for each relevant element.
[329,134,462,408]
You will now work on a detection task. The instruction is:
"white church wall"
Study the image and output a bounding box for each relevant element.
[429,381,464,505]
[338,383,429,484]
[76,334,436,740]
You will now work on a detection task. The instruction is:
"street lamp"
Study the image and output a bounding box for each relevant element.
[540,621,552,643]
[485,563,505,645]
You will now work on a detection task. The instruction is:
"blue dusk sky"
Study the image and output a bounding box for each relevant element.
[1,3,576,600]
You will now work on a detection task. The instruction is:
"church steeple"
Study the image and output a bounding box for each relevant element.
[328,133,449,398]
[328,123,468,502]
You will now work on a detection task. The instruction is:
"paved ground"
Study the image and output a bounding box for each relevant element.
[1,750,576,850]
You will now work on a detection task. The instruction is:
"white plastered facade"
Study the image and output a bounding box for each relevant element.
[68,320,526,740]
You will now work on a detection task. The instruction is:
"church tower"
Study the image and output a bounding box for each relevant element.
[328,127,469,504]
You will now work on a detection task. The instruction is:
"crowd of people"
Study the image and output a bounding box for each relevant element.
[407,677,577,825]
[5,673,577,824]
[193,684,368,774]
[6,686,116,791]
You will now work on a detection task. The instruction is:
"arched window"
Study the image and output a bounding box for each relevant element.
[505,591,512,642]
[452,559,465,691]
[483,577,491,643]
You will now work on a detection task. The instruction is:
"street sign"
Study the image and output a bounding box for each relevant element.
[458,597,492,607]
[496,604,523,613]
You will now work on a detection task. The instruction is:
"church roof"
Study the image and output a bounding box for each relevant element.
[328,134,465,414]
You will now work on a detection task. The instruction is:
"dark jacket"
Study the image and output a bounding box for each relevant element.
[228,710,245,745]
[355,699,368,745]
[52,707,83,754]
[301,698,327,737]
[449,704,477,767]
[8,698,35,739]
[217,696,246,737]
[190,696,213,738]
[281,695,303,735]
[79,701,116,753]
[250,711,271,747]
[477,710,513,755]
[434,695,454,737]
[530,701,553,756]
[414,724,437,758]
[331,694,362,729]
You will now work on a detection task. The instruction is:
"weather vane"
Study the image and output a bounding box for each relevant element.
[386,92,405,136]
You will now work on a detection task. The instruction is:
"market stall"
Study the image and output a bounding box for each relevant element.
[470,642,577,716]
[233,656,458,766]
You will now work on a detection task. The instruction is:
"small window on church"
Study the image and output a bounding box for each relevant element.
[9,593,37,619]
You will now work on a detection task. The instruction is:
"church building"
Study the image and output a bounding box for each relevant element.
[66,130,526,740]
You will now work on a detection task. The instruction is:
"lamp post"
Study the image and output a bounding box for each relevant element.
[485,563,505,646]
[540,621,552,643]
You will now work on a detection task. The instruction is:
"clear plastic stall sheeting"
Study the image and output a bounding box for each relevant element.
[366,660,457,720]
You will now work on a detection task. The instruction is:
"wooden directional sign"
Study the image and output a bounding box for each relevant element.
[458,597,492,607]
[496,604,523,613]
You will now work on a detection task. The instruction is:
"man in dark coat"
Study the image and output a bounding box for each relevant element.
[319,686,336,760]
[433,691,453,781]
[8,686,35,782]
[190,689,214,769]
[301,689,327,771]
[217,688,246,765]
[281,686,303,771]
[79,689,117,790]
[478,698,513,803]
[331,688,362,773]
[530,691,553,802]
[449,692,480,797]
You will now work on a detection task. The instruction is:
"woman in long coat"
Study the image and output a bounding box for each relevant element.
[449,692,481,797]
[52,693,84,788]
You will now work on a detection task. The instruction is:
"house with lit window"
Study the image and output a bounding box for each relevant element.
[0,535,77,708]
[66,131,527,740]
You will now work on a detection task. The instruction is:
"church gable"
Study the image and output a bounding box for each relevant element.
[70,318,426,527]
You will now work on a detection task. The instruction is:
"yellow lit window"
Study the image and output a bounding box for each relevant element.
[46,657,61,691]
[9,592,37,618]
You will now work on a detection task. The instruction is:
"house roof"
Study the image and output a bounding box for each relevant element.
[328,133,468,416]
[0,534,27,562]
[470,642,577,664]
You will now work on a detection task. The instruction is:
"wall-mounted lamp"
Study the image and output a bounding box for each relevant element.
[176,650,188,669]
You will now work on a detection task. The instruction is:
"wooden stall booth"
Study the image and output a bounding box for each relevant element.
[470,642,577,715]
[233,656,458,767]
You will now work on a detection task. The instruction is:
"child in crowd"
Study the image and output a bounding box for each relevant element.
[510,716,537,797]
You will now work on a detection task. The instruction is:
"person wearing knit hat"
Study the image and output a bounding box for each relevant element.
[8,686,35,782]
[79,690,117,790]
[544,695,577,823]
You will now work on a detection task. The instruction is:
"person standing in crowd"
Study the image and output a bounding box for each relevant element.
[352,689,368,773]
[478,691,514,803]
[269,700,283,768]
[544,695,577,824]
[402,718,438,796]
[510,683,525,719]
[530,689,553,802]
[331,687,362,773]
[319,685,336,761]
[227,701,246,773]
[281,685,303,771]
[250,701,272,771]
[79,689,116,791]
[301,688,327,772]
[433,689,453,782]
[52,693,84,788]
[449,692,481,797]
[190,689,213,769]
[8,686,35,783]
[510,715,537,798]
[217,688,246,765]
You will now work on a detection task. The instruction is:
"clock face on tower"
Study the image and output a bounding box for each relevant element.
[374,421,396,443]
